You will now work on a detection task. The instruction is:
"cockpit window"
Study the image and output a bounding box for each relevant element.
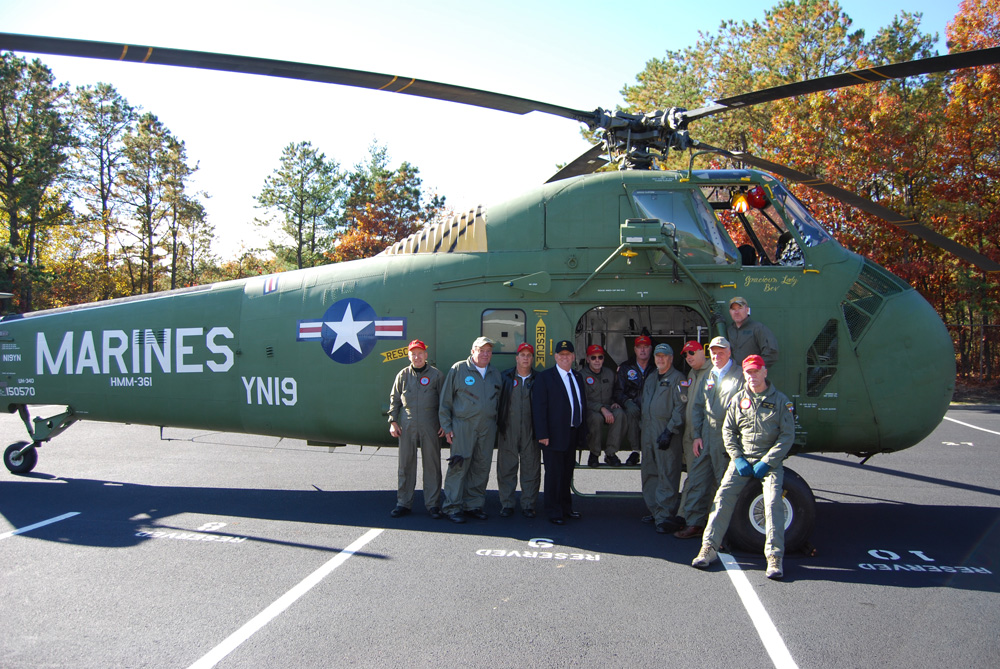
[702,179,833,267]
[632,190,739,265]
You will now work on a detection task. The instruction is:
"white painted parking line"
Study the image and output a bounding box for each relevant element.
[944,416,1000,437]
[720,552,799,669]
[0,512,80,540]
[188,527,384,669]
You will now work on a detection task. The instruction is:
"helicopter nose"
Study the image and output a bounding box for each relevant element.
[853,286,956,452]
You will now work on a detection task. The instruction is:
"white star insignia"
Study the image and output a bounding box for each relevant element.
[324,303,372,354]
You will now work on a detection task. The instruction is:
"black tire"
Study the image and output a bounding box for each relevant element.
[4,441,38,474]
[725,466,815,553]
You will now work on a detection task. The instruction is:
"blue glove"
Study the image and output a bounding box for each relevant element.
[753,461,771,479]
[733,457,753,477]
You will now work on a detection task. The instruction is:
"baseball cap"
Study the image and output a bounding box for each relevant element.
[729,296,749,308]
[634,335,652,347]
[654,343,673,356]
[586,344,605,357]
[407,339,427,351]
[472,336,494,348]
[742,354,766,371]
[681,340,702,354]
[517,342,534,355]
[553,340,575,353]
[709,336,731,349]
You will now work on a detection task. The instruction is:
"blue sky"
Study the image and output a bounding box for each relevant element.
[0,0,964,257]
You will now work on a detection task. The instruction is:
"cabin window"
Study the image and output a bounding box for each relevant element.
[482,309,525,355]
[632,190,739,265]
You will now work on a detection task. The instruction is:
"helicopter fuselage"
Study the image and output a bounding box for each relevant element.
[1,169,954,459]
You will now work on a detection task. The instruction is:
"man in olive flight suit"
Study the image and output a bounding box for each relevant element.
[496,342,540,518]
[692,354,795,579]
[388,339,445,519]
[581,344,625,468]
[726,296,779,369]
[439,336,503,524]
[614,335,655,466]
[640,343,686,534]
[675,340,712,537]
[676,336,745,539]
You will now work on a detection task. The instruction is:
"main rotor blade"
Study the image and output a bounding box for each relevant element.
[545,144,609,183]
[686,46,1000,121]
[0,32,597,124]
[696,143,1000,273]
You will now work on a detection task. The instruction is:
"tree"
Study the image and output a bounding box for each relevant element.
[331,143,446,262]
[936,0,1000,380]
[70,82,137,299]
[0,53,74,312]
[255,141,342,269]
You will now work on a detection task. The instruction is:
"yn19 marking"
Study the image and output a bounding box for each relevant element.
[242,376,298,406]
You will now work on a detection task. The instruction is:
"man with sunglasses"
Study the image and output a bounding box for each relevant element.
[581,344,625,467]
[675,340,712,535]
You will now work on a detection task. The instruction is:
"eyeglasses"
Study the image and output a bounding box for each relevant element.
[589,355,604,360]
[684,351,699,357]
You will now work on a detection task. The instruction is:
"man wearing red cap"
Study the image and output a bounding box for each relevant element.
[388,339,445,519]
[613,335,655,466]
[675,340,712,536]
[581,344,624,467]
[496,342,540,518]
[692,354,795,580]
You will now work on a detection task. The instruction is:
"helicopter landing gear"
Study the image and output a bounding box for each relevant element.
[4,441,39,474]
[726,466,816,554]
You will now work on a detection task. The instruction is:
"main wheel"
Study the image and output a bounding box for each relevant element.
[725,466,815,553]
[4,441,38,474]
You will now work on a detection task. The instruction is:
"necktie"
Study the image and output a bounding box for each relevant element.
[568,371,581,428]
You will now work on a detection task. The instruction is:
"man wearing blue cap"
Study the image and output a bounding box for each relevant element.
[640,343,686,534]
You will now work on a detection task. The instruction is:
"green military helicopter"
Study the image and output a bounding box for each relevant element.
[2,33,999,552]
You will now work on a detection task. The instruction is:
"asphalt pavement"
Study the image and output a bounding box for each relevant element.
[1,405,998,668]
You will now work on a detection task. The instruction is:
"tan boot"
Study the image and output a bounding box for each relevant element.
[765,555,784,580]
[691,544,718,569]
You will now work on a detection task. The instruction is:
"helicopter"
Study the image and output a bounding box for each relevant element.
[1,32,999,553]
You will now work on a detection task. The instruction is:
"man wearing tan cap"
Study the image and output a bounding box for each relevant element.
[677,336,744,539]
[692,354,795,579]
[439,336,503,523]
[726,296,779,368]
[388,339,445,519]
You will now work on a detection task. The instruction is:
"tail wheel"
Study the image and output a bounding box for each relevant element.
[4,441,38,474]
[725,466,815,553]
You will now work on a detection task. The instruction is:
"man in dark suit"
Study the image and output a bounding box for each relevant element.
[532,339,588,524]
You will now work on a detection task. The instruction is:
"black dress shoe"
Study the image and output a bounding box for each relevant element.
[549,517,565,525]
[625,452,641,466]
[500,507,514,518]
[428,506,442,519]
[656,518,683,534]
[466,508,488,520]
[390,506,410,518]
[587,453,600,467]
[447,513,466,524]
[567,511,582,519]
[605,454,622,466]
[522,508,536,518]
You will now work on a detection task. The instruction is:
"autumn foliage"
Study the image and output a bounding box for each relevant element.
[623,0,1000,381]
